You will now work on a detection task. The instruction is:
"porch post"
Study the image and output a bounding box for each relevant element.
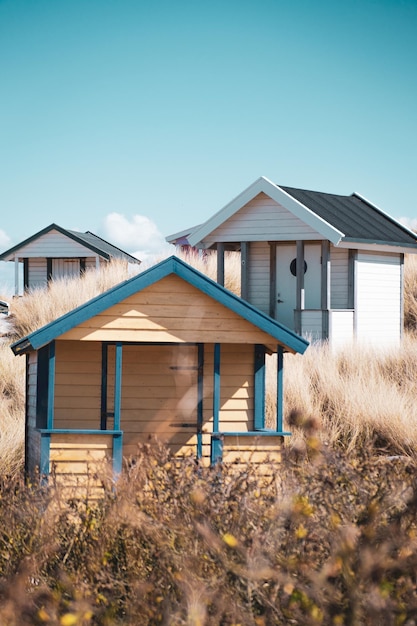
[269,242,277,318]
[277,345,284,432]
[295,241,305,334]
[217,243,225,286]
[14,256,19,296]
[197,343,204,459]
[254,344,266,430]
[113,342,123,430]
[321,240,331,339]
[101,343,108,430]
[213,343,221,432]
[240,242,249,300]
[47,341,56,430]
[113,342,123,475]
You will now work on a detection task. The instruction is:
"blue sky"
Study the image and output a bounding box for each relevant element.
[0,0,416,291]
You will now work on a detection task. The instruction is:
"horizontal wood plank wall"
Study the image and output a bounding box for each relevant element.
[54,341,102,428]
[28,258,47,290]
[330,246,349,309]
[221,434,282,471]
[248,241,270,315]
[202,344,254,446]
[203,192,324,245]
[50,434,112,497]
[17,230,95,257]
[119,344,199,460]
[356,252,401,345]
[27,352,41,474]
[59,275,279,346]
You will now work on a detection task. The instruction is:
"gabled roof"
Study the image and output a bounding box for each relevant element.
[170,177,417,250]
[11,256,309,356]
[0,224,141,264]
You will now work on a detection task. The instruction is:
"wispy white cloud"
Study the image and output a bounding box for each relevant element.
[101,213,174,263]
[398,217,417,233]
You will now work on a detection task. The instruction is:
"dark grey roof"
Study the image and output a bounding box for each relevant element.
[67,230,141,264]
[280,186,417,247]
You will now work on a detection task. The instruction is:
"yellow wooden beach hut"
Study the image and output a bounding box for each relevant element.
[12,256,308,482]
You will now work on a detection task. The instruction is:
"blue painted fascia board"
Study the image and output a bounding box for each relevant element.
[11,256,309,356]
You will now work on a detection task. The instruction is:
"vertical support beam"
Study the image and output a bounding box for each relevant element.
[240,242,249,300]
[113,342,122,431]
[254,344,266,430]
[217,243,225,286]
[47,341,55,430]
[47,258,53,285]
[348,249,357,338]
[197,343,204,459]
[213,343,220,433]
[347,249,355,309]
[14,256,19,296]
[269,243,277,318]
[95,255,100,270]
[101,343,108,430]
[80,258,86,276]
[321,240,331,340]
[23,259,29,292]
[295,241,305,335]
[276,345,284,432]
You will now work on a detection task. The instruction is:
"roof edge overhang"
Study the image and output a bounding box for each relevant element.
[11,256,309,357]
[187,176,344,247]
[353,193,417,241]
[337,239,417,253]
[0,224,110,262]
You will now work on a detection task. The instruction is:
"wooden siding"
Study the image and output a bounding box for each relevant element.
[203,193,326,245]
[221,434,282,470]
[54,342,102,429]
[247,241,270,314]
[58,274,282,346]
[28,258,47,290]
[330,247,349,309]
[117,344,199,459]
[49,434,112,497]
[52,258,80,279]
[300,310,323,342]
[27,352,40,474]
[355,252,401,345]
[16,230,97,258]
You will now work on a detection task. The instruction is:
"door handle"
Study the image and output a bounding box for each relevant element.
[277,299,284,303]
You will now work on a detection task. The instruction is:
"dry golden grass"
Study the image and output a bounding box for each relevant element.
[2,251,417,476]
[0,343,25,476]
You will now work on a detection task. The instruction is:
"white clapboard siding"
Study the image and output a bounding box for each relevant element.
[28,259,47,289]
[203,193,325,244]
[17,230,97,257]
[330,246,349,309]
[301,310,323,342]
[355,252,401,345]
[329,310,354,347]
[248,241,270,314]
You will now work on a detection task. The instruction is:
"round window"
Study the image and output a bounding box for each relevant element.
[290,259,307,277]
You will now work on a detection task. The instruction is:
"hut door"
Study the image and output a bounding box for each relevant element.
[276,244,297,329]
[118,344,201,459]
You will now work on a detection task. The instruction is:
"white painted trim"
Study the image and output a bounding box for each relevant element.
[187,176,344,247]
[165,224,201,243]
